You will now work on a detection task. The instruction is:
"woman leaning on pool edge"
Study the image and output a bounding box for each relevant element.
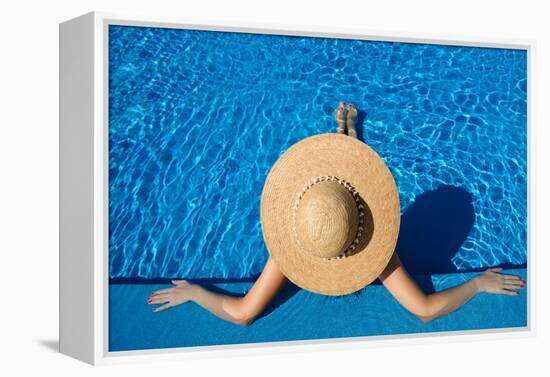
[146,102,525,326]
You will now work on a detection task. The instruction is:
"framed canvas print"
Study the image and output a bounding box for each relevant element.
[59,11,532,365]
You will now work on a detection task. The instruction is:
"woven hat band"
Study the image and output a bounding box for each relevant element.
[293,176,362,259]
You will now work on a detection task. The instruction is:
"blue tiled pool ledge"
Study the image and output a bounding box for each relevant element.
[109,268,527,351]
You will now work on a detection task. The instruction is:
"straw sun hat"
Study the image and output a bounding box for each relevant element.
[260,133,401,296]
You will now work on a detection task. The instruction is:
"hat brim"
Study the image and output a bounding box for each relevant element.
[260,133,400,296]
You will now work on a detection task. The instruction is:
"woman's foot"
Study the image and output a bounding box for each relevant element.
[334,102,347,134]
[346,103,358,139]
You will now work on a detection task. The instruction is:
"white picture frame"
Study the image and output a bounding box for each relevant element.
[59,11,535,365]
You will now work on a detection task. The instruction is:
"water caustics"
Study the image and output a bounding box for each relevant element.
[108,25,527,280]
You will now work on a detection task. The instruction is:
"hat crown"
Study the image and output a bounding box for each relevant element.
[294,180,359,259]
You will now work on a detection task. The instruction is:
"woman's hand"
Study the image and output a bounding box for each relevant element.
[147,280,194,312]
[474,267,525,295]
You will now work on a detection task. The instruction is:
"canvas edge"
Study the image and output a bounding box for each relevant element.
[59,11,97,365]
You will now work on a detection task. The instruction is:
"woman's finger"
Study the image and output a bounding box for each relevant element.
[499,288,520,296]
[172,280,188,286]
[148,294,170,304]
[153,302,174,312]
[503,280,523,287]
[489,267,503,273]
[502,275,522,281]
[150,288,174,296]
[503,281,523,289]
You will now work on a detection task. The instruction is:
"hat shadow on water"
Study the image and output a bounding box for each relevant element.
[388,185,476,293]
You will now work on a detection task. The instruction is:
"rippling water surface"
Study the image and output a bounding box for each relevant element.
[108,25,527,280]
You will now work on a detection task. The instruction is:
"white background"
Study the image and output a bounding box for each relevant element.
[0,0,548,375]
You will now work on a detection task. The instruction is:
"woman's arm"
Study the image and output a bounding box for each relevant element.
[379,252,525,323]
[147,257,287,326]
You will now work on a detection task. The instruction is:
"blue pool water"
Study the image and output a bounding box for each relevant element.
[109,26,527,281]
